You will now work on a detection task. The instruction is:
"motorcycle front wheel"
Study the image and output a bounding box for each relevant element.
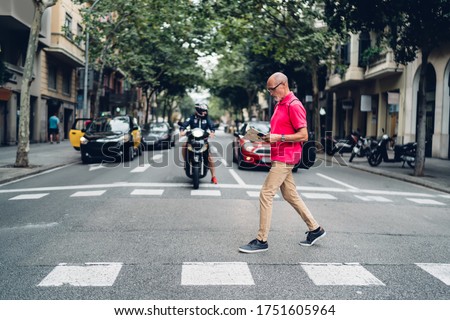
[192,163,200,189]
[368,152,382,167]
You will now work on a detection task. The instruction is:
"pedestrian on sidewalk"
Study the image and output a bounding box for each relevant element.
[239,72,326,253]
[49,112,60,144]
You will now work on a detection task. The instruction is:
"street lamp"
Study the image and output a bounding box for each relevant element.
[83,0,102,118]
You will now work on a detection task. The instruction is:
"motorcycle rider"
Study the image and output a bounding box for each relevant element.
[179,103,218,184]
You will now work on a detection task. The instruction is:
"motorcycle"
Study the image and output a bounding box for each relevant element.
[180,123,210,189]
[330,131,360,156]
[367,133,417,168]
[349,136,378,162]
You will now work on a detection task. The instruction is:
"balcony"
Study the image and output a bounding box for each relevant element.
[364,49,404,80]
[45,33,84,67]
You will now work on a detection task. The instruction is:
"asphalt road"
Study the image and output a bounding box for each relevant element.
[0,131,449,300]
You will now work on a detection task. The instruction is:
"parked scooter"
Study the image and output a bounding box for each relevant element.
[330,131,359,156]
[179,122,210,189]
[349,136,378,162]
[367,133,417,168]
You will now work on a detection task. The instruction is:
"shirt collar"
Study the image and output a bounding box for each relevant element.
[277,92,295,106]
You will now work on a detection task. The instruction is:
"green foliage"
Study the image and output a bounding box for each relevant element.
[324,0,450,64]
[360,46,383,67]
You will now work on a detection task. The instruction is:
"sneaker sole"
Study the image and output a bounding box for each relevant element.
[238,247,268,253]
[299,231,326,247]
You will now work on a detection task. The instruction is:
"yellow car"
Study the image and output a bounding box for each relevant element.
[69,118,92,151]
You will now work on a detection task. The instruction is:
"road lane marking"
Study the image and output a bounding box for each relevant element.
[70,190,106,197]
[131,164,151,173]
[191,190,221,197]
[130,189,164,196]
[300,263,385,286]
[38,262,122,287]
[416,263,450,285]
[181,262,254,285]
[9,193,49,200]
[354,195,392,202]
[89,164,106,171]
[229,169,246,186]
[406,198,445,205]
[301,193,337,200]
[0,182,442,199]
[316,173,359,190]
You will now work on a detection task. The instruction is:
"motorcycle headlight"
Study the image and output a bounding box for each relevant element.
[192,128,204,138]
[80,136,88,145]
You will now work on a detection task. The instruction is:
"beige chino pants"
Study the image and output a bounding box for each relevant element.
[257,161,319,242]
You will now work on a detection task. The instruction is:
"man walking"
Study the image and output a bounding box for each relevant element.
[239,72,325,253]
[49,112,60,144]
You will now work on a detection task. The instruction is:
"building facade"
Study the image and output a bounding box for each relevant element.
[325,32,450,159]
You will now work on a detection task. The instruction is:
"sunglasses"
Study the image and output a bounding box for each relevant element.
[267,82,284,92]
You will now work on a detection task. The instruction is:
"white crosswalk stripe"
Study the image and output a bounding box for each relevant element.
[300,263,385,286]
[70,190,106,197]
[37,263,123,287]
[130,189,164,196]
[191,190,221,197]
[354,195,392,202]
[406,198,445,205]
[247,191,279,198]
[416,263,450,285]
[9,193,49,200]
[301,193,337,200]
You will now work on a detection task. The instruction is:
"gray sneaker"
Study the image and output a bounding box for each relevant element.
[299,227,326,247]
[239,239,268,253]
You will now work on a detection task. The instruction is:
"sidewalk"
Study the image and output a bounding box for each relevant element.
[0,140,80,184]
[0,141,449,194]
[317,152,450,194]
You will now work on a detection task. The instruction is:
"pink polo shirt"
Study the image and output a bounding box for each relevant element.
[270,92,307,164]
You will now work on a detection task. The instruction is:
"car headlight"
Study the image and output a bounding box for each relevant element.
[243,142,254,152]
[80,136,88,145]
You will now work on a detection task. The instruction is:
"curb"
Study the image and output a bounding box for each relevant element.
[317,153,450,194]
[0,161,78,185]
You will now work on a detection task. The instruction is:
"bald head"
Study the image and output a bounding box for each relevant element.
[268,72,288,84]
[267,72,290,102]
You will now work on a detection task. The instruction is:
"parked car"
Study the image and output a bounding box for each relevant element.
[69,117,92,151]
[141,122,176,149]
[79,115,142,163]
[233,121,271,169]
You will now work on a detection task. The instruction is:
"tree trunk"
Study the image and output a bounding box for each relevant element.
[311,63,321,143]
[15,0,57,168]
[414,50,429,177]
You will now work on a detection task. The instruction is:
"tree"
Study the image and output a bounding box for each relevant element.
[202,0,337,141]
[15,0,57,168]
[324,0,450,176]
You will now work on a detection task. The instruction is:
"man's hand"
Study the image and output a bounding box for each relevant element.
[263,134,281,143]
[209,132,215,139]
[180,130,186,137]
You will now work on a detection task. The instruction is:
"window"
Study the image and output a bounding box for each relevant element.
[358,32,371,67]
[77,23,83,46]
[48,65,57,90]
[64,13,73,40]
[62,69,72,95]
